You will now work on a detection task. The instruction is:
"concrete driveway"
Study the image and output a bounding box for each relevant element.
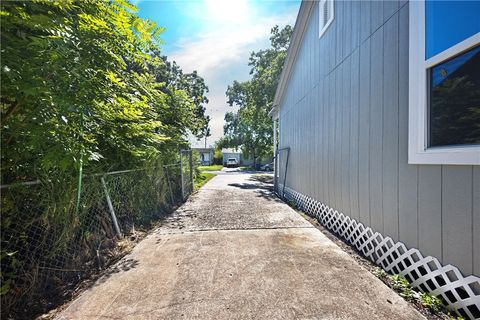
[58,172,424,320]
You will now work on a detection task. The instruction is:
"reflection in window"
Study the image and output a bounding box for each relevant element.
[429,45,480,147]
[425,0,480,59]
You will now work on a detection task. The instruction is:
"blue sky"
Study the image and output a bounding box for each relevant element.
[133,0,300,147]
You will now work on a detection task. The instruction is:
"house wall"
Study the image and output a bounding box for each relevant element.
[278,1,480,277]
[240,157,254,166]
[200,152,213,165]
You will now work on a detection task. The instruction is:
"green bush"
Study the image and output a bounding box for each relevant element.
[213,149,223,165]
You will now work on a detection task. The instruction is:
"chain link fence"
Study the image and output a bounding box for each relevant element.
[0,150,193,318]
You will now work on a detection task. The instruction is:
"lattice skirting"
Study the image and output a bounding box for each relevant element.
[281,186,480,320]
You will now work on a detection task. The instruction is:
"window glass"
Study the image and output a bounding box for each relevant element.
[425,1,480,59]
[429,45,480,147]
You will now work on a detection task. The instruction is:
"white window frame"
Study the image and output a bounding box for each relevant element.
[408,0,480,165]
[318,0,334,39]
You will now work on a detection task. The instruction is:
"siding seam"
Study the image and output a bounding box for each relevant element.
[441,166,443,262]
[323,1,408,81]
[278,1,408,114]
[396,12,400,241]
[369,0,373,229]
[381,24,385,234]
[357,50,361,222]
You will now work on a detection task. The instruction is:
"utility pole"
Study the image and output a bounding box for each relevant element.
[203,125,211,149]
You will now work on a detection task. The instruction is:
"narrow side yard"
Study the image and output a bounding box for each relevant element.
[56,172,425,320]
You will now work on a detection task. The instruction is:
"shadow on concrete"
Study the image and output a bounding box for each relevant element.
[227,174,282,202]
[228,183,267,190]
[252,189,284,202]
[94,258,139,287]
[249,174,273,184]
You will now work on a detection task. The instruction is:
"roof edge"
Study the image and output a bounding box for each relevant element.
[270,1,315,117]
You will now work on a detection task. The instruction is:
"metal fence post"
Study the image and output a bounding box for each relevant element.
[274,150,278,194]
[274,147,290,199]
[164,165,175,205]
[180,151,185,201]
[282,148,290,199]
[189,149,193,194]
[101,176,123,238]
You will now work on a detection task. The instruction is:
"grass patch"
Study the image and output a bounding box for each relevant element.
[198,165,223,171]
[239,166,255,171]
[194,172,216,189]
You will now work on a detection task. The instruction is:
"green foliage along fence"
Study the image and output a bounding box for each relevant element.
[0,153,193,319]
[1,1,207,317]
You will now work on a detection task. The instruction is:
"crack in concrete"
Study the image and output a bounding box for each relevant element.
[154,225,316,235]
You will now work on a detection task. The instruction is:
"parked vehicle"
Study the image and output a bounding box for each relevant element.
[226,158,238,168]
[260,162,273,171]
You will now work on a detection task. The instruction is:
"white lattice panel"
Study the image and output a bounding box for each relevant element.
[282,186,480,320]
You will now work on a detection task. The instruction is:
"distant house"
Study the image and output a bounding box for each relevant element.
[221,148,241,166]
[270,1,479,318]
[193,148,214,166]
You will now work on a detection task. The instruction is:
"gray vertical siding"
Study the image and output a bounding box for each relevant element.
[397,5,419,249]
[349,48,360,222]
[474,167,480,275]
[278,1,479,277]
[358,37,370,226]
[442,167,473,274]
[369,26,383,233]
[418,166,442,260]
[382,13,399,241]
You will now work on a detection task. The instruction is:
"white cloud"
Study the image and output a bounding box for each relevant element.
[171,9,297,147]
[171,13,294,79]
[204,0,250,24]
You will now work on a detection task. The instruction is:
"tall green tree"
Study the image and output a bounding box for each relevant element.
[0,1,211,313]
[1,0,210,183]
[224,25,292,166]
[147,50,210,149]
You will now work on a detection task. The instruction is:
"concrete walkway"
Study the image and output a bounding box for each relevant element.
[58,171,424,320]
